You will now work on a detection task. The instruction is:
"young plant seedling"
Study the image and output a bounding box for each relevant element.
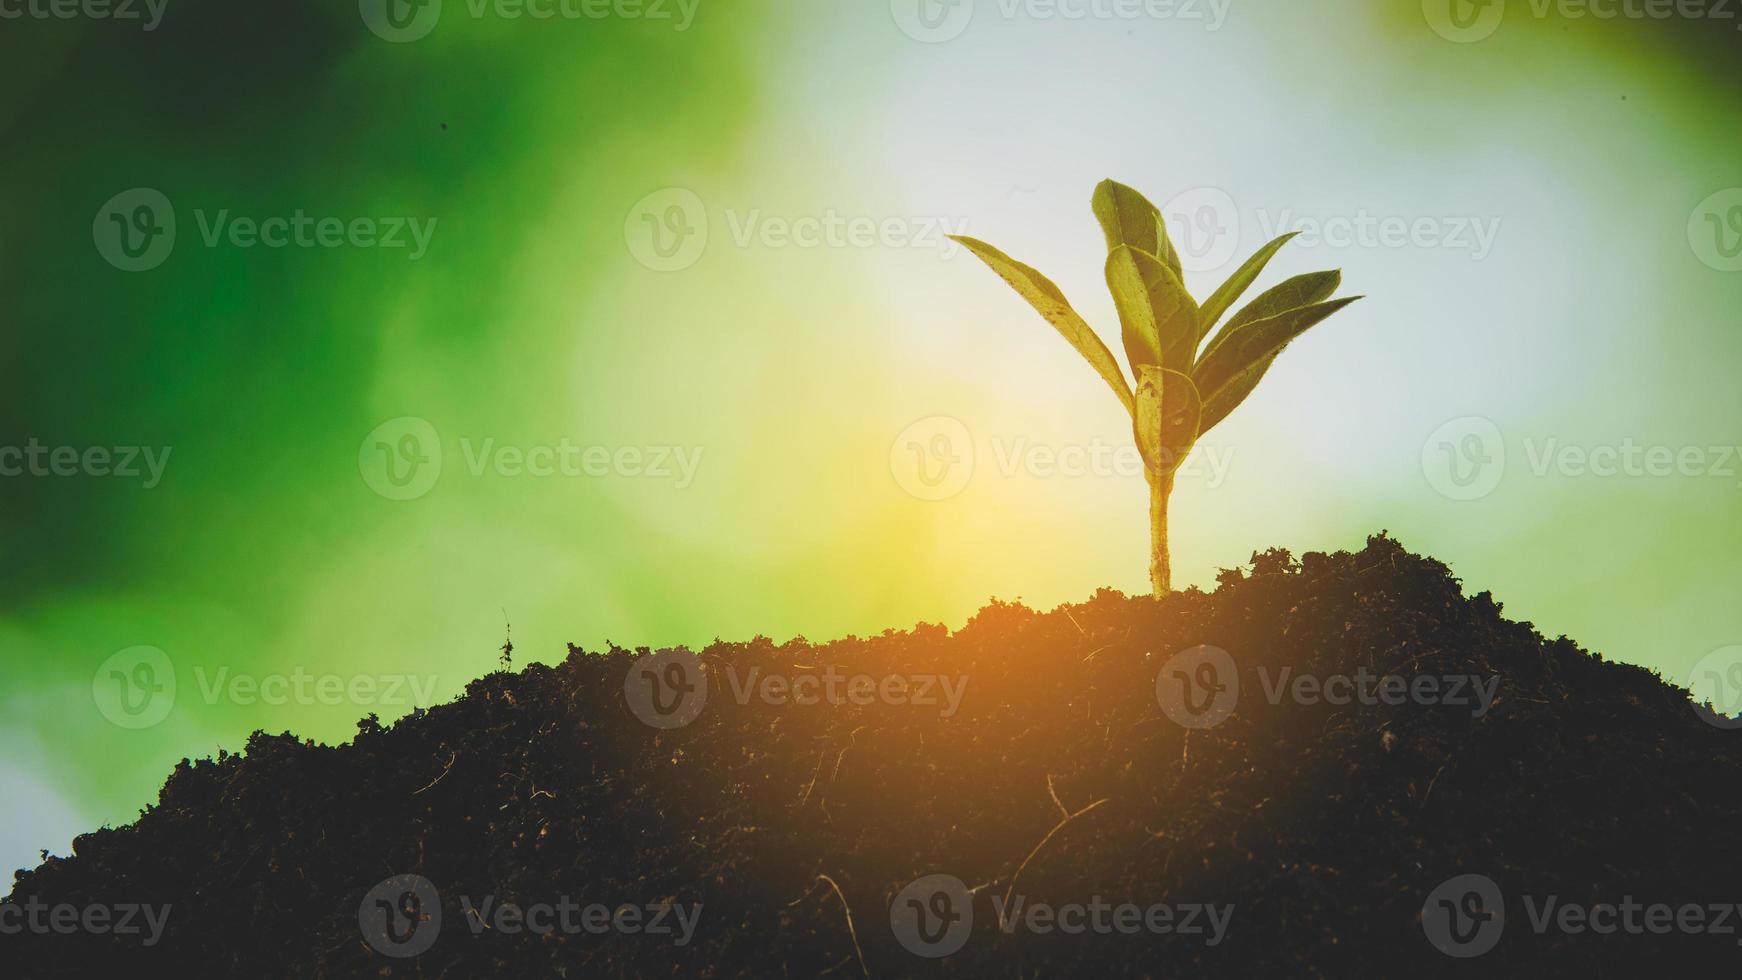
[951,180,1362,595]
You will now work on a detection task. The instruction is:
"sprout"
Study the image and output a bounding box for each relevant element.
[951,179,1362,596]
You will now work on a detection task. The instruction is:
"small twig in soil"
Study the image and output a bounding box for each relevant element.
[828,726,868,786]
[413,751,458,795]
[1001,797,1110,911]
[817,954,857,977]
[798,742,830,807]
[814,874,869,979]
[785,878,826,908]
[1045,773,1070,819]
[1421,755,1454,808]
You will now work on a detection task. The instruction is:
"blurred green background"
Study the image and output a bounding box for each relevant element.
[3,0,1740,875]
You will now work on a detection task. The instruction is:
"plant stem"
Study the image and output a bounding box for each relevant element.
[1149,467,1174,596]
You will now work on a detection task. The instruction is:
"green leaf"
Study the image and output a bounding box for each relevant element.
[951,235,1134,417]
[1105,246,1199,376]
[1093,179,1181,277]
[1133,366,1203,475]
[1195,232,1299,345]
[1192,296,1364,424]
[1196,354,1278,436]
[1197,270,1341,366]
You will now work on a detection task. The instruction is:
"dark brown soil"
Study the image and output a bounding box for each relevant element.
[6,534,1739,977]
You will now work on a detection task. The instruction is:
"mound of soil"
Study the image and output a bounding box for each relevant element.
[7,534,1740,977]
